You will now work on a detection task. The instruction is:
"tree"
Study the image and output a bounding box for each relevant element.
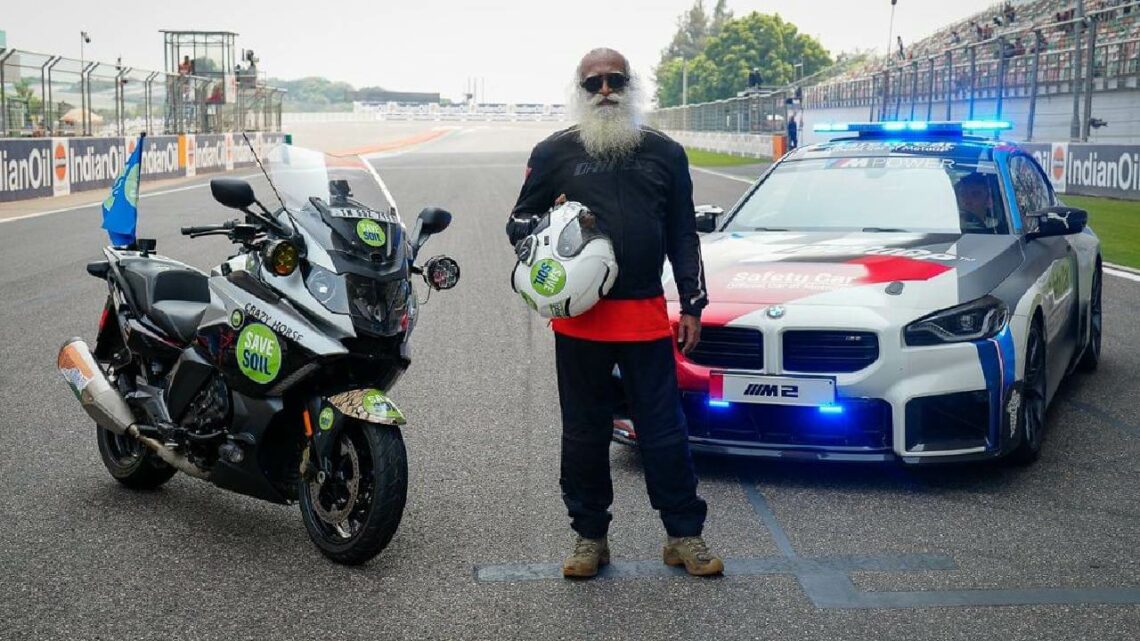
[710,0,733,37]
[654,10,832,107]
[661,0,710,63]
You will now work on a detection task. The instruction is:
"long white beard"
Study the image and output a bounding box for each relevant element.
[570,79,645,159]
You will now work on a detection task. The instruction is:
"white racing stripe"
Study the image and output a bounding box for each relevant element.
[0,173,261,225]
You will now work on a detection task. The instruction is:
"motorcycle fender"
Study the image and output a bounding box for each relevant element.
[307,389,406,471]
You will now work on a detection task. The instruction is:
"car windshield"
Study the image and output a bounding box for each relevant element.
[724,156,1008,235]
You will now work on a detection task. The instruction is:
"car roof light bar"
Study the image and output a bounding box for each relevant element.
[813,120,1013,135]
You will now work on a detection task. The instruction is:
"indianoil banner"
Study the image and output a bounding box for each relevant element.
[1024,143,1140,201]
[0,138,53,202]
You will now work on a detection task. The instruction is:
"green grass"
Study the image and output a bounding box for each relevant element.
[1064,195,1140,269]
[685,148,768,167]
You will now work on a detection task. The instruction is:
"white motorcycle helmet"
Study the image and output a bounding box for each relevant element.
[511,201,618,318]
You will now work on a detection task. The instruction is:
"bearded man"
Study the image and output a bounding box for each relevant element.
[506,48,721,579]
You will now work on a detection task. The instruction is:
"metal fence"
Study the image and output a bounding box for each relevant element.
[653,2,1140,142]
[0,48,284,138]
[648,90,792,134]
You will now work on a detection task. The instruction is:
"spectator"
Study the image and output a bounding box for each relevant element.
[897,35,905,60]
[1005,2,1016,24]
[787,113,798,150]
[178,55,191,76]
[951,30,962,45]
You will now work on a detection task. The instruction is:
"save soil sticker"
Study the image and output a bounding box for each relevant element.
[362,389,403,422]
[318,406,335,431]
[356,219,387,247]
[530,259,566,296]
[236,323,281,384]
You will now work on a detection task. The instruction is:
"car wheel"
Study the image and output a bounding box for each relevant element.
[1077,264,1102,372]
[1008,319,1047,465]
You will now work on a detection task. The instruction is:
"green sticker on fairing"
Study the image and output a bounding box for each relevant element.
[229,309,245,329]
[236,323,281,384]
[356,219,386,247]
[318,406,335,431]
[530,259,566,296]
[362,389,405,423]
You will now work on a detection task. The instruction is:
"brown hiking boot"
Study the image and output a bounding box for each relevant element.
[663,536,725,576]
[562,536,610,578]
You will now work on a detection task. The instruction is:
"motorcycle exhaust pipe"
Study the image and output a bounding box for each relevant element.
[57,338,135,436]
[58,338,210,480]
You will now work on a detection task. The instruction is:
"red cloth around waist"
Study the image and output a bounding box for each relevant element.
[551,296,673,342]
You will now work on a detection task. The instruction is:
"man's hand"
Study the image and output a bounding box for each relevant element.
[676,314,701,355]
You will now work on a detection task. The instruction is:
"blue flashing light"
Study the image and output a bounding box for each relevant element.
[818,404,844,415]
[708,400,731,409]
[961,120,1013,131]
[812,120,1013,136]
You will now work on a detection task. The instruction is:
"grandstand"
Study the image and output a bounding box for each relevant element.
[803,0,1140,111]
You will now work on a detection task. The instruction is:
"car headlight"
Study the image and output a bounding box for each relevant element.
[904,296,1009,346]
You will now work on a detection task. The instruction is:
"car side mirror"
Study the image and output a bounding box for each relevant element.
[210,178,256,210]
[410,207,453,254]
[1028,205,1088,239]
[695,205,724,233]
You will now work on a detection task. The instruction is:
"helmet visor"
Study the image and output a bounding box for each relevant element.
[555,214,606,259]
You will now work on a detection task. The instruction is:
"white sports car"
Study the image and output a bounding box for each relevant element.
[614,121,1102,464]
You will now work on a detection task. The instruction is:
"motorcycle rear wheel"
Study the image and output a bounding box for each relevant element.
[96,426,177,490]
[299,422,408,565]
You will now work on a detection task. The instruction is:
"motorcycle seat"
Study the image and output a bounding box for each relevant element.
[116,254,212,344]
[148,300,209,344]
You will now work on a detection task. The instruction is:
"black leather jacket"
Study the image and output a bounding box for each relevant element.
[507,126,708,317]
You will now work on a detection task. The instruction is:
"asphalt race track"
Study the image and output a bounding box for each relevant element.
[1,122,1137,640]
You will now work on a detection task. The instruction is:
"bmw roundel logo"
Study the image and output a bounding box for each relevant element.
[766,305,786,319]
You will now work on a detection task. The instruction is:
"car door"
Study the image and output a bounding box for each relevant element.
[1009,154,1078,395]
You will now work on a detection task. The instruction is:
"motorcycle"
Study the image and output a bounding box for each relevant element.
[57,144,460,564]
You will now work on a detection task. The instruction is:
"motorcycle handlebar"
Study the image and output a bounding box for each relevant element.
[180,220,237,236]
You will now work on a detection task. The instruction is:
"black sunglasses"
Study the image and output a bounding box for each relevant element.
[580,72,629,94]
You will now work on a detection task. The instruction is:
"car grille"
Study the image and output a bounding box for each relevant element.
[681,392,892,450]
[783,331,879,373]
[688,326,763,370]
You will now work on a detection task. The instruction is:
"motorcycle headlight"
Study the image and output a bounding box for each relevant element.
[904,296,1009,346]
[304,264,350,314]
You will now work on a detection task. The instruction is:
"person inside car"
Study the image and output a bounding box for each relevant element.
[955,171,998,233]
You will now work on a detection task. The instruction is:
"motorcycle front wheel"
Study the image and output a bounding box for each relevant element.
[298,422,408,565]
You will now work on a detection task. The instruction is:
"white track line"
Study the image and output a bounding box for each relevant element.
[1105,265,1140,283]
[0,173,261,225]
[690,166,756,184]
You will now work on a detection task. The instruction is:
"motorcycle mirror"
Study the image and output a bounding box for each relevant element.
[211,178,256,210]
[423,255,460,290]
[410,207,453,255]
[418,207,452,236]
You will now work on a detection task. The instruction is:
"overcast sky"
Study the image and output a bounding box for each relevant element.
[4,0,1001,103]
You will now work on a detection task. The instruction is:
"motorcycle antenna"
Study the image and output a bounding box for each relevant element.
[243,132,300,238]
[243,132,285,211]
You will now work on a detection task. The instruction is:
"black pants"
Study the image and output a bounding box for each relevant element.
[555,333,707,539]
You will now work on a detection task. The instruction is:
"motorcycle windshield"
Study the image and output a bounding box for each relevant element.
[265,144,410,337]
[265,145,403,269]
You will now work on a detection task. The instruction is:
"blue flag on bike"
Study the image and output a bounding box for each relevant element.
[101,133,146,246]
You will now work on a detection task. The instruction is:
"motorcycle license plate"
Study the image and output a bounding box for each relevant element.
[712,373,835,407]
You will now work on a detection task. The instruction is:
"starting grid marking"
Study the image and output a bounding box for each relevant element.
[474,478,1140,609]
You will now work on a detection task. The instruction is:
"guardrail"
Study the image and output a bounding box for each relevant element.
[0,131,285,203]
[0,48,284,138]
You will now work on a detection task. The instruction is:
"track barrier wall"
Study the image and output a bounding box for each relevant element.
[0,131,283,202]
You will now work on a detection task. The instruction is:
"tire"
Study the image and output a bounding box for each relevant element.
[96,426,177,490]
[1077,264,1102,372]
[1008,319,1048,465]
[299,422,408,565]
